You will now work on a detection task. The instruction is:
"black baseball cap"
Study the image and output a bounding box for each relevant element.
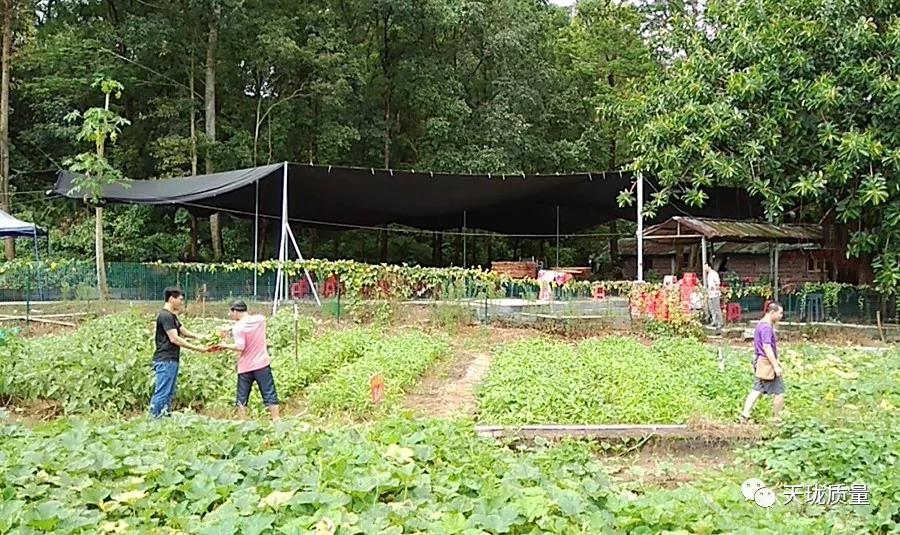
[229,300,248,312]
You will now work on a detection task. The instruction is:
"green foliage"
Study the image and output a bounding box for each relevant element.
[0,313,232,414]
[478,337,900,426]
[273,328,376,397]
[0,258,653,302]
[627,0,900,291]
[63,79,131,202]
[0,313,438,417]
[739,416,900,532]
[0,416,620,534]
[478,337,732,424]
[306,331,450,417]
[265,309,316,353]
[7,0,652,268]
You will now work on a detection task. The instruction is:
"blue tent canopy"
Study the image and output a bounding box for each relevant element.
[0,210,45,238]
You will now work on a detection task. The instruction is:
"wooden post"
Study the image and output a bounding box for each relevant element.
[293,303,299,361]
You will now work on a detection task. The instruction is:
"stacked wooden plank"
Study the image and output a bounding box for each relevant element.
[490,261,539,279]
[551,267,592,281]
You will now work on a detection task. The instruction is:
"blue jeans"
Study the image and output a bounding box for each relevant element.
[150,360,179,417]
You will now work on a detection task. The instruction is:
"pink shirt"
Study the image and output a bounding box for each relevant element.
[232,314,271,374]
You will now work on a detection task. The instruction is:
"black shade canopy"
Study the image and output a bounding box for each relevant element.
[54,163,762,234]
[0,209,45,238]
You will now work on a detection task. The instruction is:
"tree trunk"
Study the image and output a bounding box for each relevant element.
[95,205,108,299]
[259,219,269,260]
[206,3,222,259]
[378,230,388,263]
[1,0,13,260]
[308,229,317,257]
[608,221,619,260]
[432,232,443,265]
[92,84,112,299]
[188,55,199,260]
[378,10,391,266]
[189,216,198,261]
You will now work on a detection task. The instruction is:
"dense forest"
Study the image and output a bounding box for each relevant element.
[1,0,899,289]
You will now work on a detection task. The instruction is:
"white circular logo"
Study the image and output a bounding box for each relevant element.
[753,487,777,508]
[741,478,766,501]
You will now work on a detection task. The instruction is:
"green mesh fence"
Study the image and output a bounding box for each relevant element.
[1,262,896,324]
[0,262,279,302]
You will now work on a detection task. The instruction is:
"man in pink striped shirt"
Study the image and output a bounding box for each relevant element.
[217,300,280,420]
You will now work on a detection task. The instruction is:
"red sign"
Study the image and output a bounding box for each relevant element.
[370,374,385,405]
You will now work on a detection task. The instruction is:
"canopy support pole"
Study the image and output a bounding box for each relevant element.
[555,205,560,268]
[33,232,43,300]
[272,162,321,313]
[285,223,321,306]
[253,180,259,299]
[273,162,289,315]
[636,172,644,282]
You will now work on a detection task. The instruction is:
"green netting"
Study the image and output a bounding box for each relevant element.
[2,262,896,324]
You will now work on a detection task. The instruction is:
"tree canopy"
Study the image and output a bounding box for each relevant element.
[6,0,650,271]
[4,0,899,289]
[629,0,900,287]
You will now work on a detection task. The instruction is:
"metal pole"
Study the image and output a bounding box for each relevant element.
[253,180,259,299]
[293,303,298,361]
[281,162,289,305]
[33,233,43,301]
[272,162,289,315]
[774,242,780,303]
[286,223,322,307]
[636,172,644,282]
[555,205,560,268]
[462,210,467,268]
[701,236,708,272]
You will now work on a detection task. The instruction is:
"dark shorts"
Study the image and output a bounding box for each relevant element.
[753,375,785,395]
[236,365,279,407]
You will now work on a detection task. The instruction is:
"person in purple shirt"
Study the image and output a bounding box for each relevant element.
[739,302,785,423]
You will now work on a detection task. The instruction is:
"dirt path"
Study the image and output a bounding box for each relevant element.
[404,326,529,418]
[403,351,491,418]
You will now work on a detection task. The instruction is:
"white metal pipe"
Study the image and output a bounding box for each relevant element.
[253,180,259,299]
[636,172,644,282]
[286,223,322,307]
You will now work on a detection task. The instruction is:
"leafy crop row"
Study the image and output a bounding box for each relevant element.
[0,416,618,534]
[476,337,734,424]
[306,331,450,416]
[0,313,436,417]
[0,413,877,534]
[477,337,899,425]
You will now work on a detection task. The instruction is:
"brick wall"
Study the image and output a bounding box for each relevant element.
[620,251,824,284]
[723,252,823,285]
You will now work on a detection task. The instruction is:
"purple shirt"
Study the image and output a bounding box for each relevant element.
[753,320,777,364]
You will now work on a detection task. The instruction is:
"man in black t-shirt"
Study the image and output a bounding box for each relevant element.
[149,287,211,417]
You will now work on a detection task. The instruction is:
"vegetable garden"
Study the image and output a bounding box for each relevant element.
[0,309,897,533]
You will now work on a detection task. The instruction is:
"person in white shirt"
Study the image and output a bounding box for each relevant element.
[704,262,724,329]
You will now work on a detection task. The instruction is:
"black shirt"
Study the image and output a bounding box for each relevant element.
[153,309,182,362]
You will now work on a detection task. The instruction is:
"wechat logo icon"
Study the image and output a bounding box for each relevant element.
[742,478,777,508]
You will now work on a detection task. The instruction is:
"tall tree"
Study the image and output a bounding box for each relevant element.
[628,0,900,289]
[206,0,222,259]
[0,0,14,260]
[64,79,130,299]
